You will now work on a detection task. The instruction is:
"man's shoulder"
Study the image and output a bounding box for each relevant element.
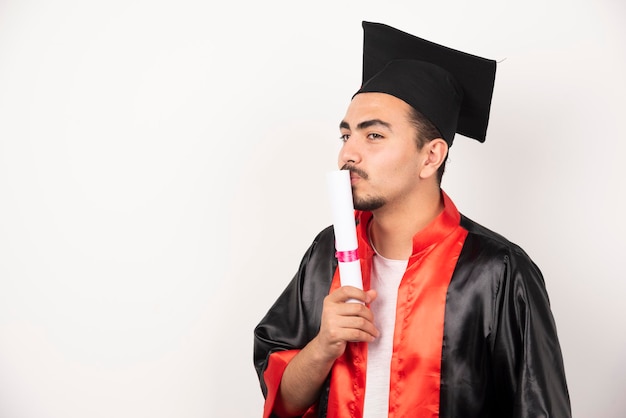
[312,224,335,244]
[299,225,336,267]
[459,214,534,262]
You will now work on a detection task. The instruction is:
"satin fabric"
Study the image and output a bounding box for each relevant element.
[253,191,571,418]
[326,194,467,418]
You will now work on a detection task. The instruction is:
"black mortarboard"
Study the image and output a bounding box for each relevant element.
[355,21,497,146]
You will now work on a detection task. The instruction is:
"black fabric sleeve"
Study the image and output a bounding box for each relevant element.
[441,216,571,418]
[491,246,571,418]
[253,226,337,398]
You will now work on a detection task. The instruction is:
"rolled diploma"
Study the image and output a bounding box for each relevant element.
[327,170,363,292]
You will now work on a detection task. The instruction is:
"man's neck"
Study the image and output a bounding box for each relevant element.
[369,187,444,260]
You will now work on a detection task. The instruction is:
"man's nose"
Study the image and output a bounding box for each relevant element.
[338,137,362,166]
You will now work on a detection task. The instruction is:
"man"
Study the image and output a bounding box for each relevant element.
[254,21,571,418]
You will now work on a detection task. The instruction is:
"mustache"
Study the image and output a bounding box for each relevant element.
[341,164,368,180]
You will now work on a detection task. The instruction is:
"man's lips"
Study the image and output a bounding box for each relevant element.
[341,164,368,181]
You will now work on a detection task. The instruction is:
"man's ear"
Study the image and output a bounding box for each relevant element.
[419,138,448,179]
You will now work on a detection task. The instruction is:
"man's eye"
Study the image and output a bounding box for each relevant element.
[340,134,350,143]
[368,133,383,140]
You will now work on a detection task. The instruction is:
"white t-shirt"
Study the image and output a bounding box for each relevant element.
[362,248,408,418]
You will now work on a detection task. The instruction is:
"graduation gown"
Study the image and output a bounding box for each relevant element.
[253,192,571,418]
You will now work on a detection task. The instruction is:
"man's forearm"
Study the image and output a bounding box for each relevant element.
[275,337,335,417]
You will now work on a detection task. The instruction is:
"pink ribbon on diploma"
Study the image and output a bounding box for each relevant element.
[335,249,359,263]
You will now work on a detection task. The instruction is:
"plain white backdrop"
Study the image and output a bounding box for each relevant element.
[1,0,624,416]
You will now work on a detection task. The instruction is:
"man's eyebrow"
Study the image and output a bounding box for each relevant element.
[339,119,392,131]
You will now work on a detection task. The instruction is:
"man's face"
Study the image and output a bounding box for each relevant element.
[338,92,428,212]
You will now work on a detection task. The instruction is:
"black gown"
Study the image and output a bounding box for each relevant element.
[254,192,571,418]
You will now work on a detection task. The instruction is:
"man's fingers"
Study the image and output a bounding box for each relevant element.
[327,286,375,304]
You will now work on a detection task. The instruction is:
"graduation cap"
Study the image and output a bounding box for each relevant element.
[355,21,497,146]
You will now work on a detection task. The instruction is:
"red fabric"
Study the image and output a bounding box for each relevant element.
[262,349,299,418]
[263,191,467,418]
[327,191,468,418]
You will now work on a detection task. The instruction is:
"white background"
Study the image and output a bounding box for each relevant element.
[1,0,624,417]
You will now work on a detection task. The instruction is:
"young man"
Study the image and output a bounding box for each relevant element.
[254,21,571,418]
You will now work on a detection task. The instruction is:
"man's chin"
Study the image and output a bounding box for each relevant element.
[354,197,386,212]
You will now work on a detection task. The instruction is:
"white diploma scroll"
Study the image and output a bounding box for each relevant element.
[327,170,364,294]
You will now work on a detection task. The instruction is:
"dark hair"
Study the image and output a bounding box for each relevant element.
[408,107,448,184]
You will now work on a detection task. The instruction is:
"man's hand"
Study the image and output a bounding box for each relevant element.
[313,286,379,361]
[275,286,378,417]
